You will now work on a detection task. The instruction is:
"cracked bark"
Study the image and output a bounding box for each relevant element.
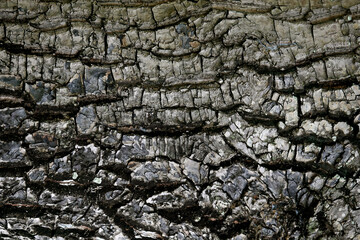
[1,0,360,239]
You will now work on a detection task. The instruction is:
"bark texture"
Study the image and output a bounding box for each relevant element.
[1,0,360,239]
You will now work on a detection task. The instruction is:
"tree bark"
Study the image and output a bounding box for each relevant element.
[1,0,360,239]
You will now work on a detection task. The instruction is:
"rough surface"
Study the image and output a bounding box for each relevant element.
[1,0,360,239]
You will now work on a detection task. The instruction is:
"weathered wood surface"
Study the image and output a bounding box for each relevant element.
[1,0,360,239]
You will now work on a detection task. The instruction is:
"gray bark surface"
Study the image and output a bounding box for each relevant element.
[1,0,360,239]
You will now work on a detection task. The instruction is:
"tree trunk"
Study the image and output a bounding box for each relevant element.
[1,0,360,239]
